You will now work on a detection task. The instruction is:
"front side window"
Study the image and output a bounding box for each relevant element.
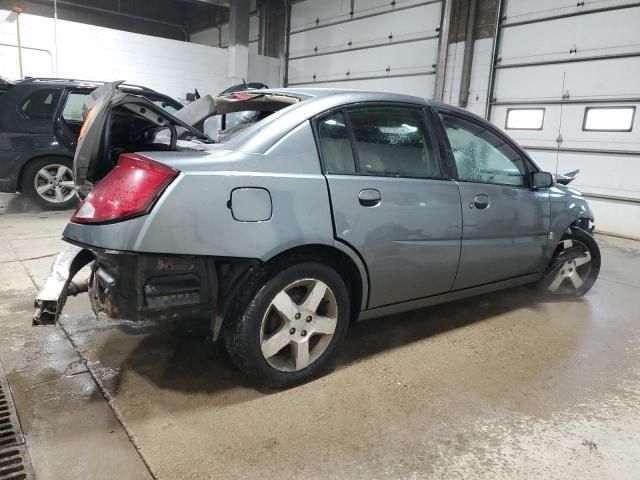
[20,89,61,120]
[317,111,356,174]
[347,107,442,178]
[62,91,90,122]
[440,113,526,187]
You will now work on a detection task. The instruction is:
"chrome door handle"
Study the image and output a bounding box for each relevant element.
[472,194,490,209]
[358,189,381,207]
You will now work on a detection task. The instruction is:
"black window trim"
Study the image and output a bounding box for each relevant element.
[312,101,452,182]
[434,107,537,189]
[582,105,635,132]
[505,107,545,131]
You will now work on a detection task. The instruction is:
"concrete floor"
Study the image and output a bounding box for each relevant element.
[0,211,639,480]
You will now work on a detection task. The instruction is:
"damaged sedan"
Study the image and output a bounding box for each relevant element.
[34,82,600,387]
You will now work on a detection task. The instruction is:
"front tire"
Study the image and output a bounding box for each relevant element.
[224,261,350,388]
[541,227,601,297]
[21,157,78,210]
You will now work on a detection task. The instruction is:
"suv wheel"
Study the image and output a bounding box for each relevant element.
[224,261,350,388]
[541,227,601,297]
[21,157,78,210]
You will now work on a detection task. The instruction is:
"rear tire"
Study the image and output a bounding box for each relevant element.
[21,157,78,210]
[224,260,350,388]
[540,227,600,297]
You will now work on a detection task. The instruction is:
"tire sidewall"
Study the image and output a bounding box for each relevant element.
[21,156,78,210]
[226,261,350,388]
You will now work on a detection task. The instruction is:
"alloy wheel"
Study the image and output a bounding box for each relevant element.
[34,164,75,203]
[547,238,592,293]
[260,278,338,372]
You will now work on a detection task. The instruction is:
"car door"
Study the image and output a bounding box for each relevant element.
[317,105,462,308]
[436,110,550,290]
[54,89,92,150]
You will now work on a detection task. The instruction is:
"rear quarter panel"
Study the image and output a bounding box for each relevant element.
[132,121,336,260]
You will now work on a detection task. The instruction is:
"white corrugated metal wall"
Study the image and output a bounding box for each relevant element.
[285,0,445,97]
[488,0,640,238]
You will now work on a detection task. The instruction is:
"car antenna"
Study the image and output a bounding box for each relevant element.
[243,78,248,89]
[194,88,200,100]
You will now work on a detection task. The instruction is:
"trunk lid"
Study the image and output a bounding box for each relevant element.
[73,81,210,187]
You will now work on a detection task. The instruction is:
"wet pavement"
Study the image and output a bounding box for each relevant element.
[0,211,639,479]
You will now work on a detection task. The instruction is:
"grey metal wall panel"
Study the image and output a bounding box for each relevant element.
[286,0,444,98]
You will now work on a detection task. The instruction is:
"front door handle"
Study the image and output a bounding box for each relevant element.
[359,189,381,207]
[473,193,490,209]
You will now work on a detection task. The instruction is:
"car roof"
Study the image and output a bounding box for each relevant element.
[242,87,480,118]
[15,77,161,95]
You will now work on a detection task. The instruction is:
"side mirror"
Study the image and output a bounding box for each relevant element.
[531,171,553,189]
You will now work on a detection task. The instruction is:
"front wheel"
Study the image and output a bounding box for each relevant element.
[224,261,350,388]
[541,227,601,297]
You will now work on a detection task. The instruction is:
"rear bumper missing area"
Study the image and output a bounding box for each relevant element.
[33,244,219,326]
[88,247,218,322]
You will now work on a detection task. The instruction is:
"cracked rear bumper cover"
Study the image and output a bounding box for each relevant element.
[33,246,95,326]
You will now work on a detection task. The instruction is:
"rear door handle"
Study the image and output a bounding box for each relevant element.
[472,193,490,209]
[359,189,381,207]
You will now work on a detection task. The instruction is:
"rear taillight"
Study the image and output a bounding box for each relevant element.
[71,153,178,224]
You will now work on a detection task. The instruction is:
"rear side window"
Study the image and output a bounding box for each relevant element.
[347,107,443,179]
[20,89,61,119]
[440,113,526,186]
[62,92,90,122]
[317,111,356,174]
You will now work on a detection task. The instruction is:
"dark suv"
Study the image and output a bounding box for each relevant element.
[0,78,182,209]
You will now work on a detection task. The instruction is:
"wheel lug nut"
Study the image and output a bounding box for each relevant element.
[560,270,565,275]
[306,316,312,322]
[295,313,301,320]
[301,330,307,337]
[569,268,573,272]
[290,328,296,334]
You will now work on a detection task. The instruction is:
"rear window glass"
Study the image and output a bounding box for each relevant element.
[347,107,443,179]
[20,89,61,119]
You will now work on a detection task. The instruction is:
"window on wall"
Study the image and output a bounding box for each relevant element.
[317,111,356,174]
[505,108,544,130]
[440,113,526,187]
[347,107,443,179]
[583,106,635,132]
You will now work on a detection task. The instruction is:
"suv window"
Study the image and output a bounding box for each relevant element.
[62,91,90,122]
[440,113,526,186]
[20,89,61,120]
[318,111,356,174]
[348,107,442,178]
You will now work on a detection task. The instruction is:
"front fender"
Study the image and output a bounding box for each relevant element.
[545,185,594,259]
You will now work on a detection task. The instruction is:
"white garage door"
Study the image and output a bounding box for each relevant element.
[487,0,640,238]
[286,0,445,98]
